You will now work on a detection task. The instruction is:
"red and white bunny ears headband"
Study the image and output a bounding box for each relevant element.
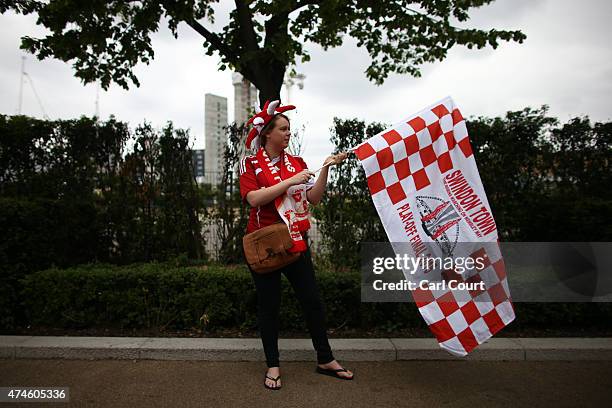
[245,100,296,149]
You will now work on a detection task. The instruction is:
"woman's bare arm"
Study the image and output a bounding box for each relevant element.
[246,180,290,207]
[306,166,329,205]
[307,153,348,205]
[246,169,314,207]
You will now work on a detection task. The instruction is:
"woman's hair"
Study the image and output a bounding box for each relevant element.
[259,113,290,147]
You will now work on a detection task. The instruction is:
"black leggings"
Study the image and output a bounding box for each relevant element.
[248,248,335,367]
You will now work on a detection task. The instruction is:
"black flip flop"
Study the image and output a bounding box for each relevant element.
[264,374,282,390]
[316,366,354,380]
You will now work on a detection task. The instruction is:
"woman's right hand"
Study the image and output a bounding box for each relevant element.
[285,170,315,186]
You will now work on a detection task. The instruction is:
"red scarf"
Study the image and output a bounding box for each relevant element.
[255,148,310,253]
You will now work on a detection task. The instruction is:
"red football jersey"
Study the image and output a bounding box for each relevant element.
[239,154,312,233]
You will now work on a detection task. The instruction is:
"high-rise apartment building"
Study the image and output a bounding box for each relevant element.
[191,148,205,184]
[204,93,228,186]
[232,72,258,127]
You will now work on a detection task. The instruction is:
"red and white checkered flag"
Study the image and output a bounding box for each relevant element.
[354,96,515,356]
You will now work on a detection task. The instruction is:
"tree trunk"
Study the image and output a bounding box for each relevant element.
[240,56,286,107]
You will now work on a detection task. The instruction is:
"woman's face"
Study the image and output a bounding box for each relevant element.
[264,116,291,150]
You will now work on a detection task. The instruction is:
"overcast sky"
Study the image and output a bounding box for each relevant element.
[1,0,611,168]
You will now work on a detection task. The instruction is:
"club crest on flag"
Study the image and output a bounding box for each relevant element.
[416,195,461,256]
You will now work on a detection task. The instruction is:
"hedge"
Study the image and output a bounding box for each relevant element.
[4,262,610,334]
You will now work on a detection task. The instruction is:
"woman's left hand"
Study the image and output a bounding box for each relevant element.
[323,152,348,167]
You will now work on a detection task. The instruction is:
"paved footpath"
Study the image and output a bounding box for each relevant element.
[1,337,611,407]
[1,360,611,407]
[2,337,612,361]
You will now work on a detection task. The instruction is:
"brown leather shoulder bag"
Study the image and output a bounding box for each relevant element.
[243,222,301,274]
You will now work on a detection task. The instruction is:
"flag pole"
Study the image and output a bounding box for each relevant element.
[312,150,357,174]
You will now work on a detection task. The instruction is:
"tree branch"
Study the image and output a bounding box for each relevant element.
[293,0,321,13]
[265,0,320,42]
[184,18,239,67]
[234,0,260,53]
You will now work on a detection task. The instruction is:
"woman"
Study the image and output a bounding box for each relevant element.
[239,100,353,390]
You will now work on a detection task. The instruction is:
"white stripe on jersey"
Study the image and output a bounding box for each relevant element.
[239,157,246,175]
[240,155,256,175]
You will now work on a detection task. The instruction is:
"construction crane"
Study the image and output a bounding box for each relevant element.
[16,55,50,120]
